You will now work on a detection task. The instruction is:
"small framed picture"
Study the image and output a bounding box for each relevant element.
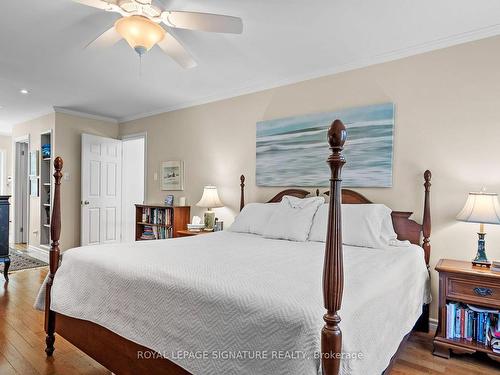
[165,194,174,206]
[160,160,184,191]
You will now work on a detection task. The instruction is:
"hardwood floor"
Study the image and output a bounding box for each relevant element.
[0,268,498,374]
[11,243,28,252]
[0,267,110,375]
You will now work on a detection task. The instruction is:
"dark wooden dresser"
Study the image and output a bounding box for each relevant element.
[433,258,500,362]
[0,195,11,281]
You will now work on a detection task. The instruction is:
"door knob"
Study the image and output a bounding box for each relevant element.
[82,201,89,205]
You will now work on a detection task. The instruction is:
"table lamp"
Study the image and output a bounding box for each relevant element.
[456,191,500,267]
[196,186,224,231]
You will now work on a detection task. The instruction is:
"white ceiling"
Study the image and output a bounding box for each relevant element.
[1,0,500,133]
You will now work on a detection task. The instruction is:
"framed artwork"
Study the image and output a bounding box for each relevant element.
[160,161,184,191]
[29,150,39,177]
[165,194,174,206]
[256,103,394,187]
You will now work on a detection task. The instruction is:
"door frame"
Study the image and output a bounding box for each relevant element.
[120,132,147,242]
[13,134,30,244]
[120,132,147,201]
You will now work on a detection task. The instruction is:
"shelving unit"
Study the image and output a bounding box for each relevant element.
[433,259,500,362]
[40,130,52,249]
[135,204,190,241]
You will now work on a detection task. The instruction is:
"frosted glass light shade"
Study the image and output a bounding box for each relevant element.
[196,186,223,209]
[456,192,500,225]
[115,15,165,54]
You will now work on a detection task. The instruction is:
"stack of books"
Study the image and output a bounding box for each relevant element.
[492,260,500,272]
[446,303,499,347]
[140,225,156,240]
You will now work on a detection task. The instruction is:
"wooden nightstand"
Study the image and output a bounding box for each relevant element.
[433,259,500,362]
[176,230,213,237]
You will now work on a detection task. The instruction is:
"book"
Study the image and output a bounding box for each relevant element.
[455,306,461,339]
[446,304,453,339]
[478,313,485,344]
[466,310,474,341]
[446,302,459,339]
[460,308,465,338]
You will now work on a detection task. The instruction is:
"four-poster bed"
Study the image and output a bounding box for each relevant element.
[43,119,431,375]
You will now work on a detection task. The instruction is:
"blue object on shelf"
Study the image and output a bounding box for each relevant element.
[41,144,51,158]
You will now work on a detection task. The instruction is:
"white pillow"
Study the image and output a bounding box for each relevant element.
[308,203,399,248]
[263,196,325,242]
[229,203,279,235]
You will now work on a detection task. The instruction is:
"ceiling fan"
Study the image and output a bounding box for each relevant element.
[73,0,244,69]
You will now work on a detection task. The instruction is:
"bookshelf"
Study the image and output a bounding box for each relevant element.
[40,130,52,250]
[433,259,500,362]
[135,204,190,241]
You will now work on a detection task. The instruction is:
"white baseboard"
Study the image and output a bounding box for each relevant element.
[429,318,438,333]
[27,245,49,263]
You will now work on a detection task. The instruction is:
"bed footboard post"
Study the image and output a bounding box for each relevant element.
[322,120,347,375]
[422,170,431,265]
[44,157,63,356]
[240,175,245,211]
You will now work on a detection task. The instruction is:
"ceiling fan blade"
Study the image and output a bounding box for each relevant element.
[72,0,113,10]
[162,11,243,34]
[86,27,122,49]
[157,33,197,69]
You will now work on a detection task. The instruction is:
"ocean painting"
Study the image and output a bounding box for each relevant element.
[256,103,394,187]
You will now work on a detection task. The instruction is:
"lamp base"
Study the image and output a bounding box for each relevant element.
[472,259,492,268]
[203,211,216,231]
[472,231,491,268]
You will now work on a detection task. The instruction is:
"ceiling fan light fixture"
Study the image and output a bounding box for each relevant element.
[115,15,165,55]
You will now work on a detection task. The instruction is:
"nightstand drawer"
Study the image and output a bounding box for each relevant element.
[447,277,500,305]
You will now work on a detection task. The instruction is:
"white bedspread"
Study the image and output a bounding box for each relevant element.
[38,231,429,375]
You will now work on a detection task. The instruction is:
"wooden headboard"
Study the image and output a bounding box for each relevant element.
[238,171,432,265]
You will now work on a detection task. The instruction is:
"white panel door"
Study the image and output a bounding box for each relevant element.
[81,134,122,246]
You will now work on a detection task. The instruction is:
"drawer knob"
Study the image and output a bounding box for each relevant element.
[473,287,493,297]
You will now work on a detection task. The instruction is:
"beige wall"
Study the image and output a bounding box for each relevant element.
[54,112,119,249]
[120,35,500,321]
[11,112,119,250]
[0,134,12,195]
[12,113,55,248]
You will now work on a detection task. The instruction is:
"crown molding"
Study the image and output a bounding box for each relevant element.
[53,107,118,124]
[119,23,500,123]
[10,109,55,131]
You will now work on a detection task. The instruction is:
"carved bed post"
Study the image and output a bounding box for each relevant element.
[45,156,63,356]
[422,170,432,265]
[240,175,245,211]
[322,120,347,375]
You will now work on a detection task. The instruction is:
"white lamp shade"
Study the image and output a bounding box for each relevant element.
[456,192,500,225]
[196,186,223,209]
